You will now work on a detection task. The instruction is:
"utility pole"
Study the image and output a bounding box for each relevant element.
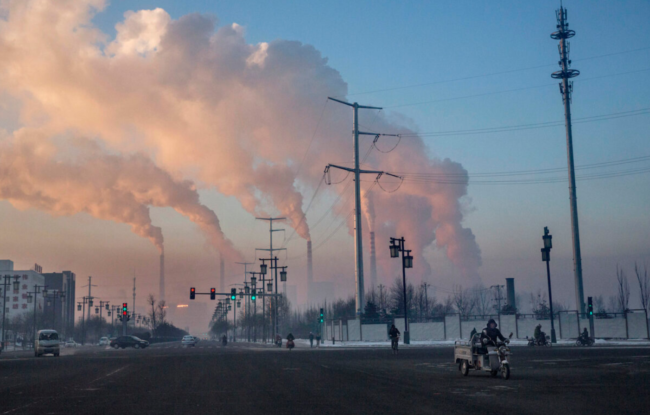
[422,283,431,317]
[325,97,400,318]
[83,276,97,323]
[236,262,254,342]
[132,272,136,329]
[256,217,286,342]
[551,4,585,313]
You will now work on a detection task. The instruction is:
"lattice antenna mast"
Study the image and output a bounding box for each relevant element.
[551,5,585,313]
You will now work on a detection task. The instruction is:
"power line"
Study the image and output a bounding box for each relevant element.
[347,46,650,96]
[383,67,650,109]
[394,107,650,138]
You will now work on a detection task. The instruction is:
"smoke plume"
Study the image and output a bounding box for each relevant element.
[0,0,481,282]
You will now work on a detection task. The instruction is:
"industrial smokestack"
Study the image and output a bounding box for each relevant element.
[307,240,313,283]
[506,278,516,310]
[220,256,225,293]
[370,231,377,291]
[159,252,165,301]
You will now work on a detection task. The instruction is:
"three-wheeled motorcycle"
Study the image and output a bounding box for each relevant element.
[454,333,513,380]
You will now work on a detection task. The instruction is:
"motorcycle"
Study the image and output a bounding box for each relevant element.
[286,339,295,350]
[275,336,283,347]
[526,334,551,347]
[455,333,513,380]
[576,336,594,347]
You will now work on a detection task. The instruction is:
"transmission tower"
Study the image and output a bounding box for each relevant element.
[551,4,585,313]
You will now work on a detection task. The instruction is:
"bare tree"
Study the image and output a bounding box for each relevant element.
[472,285,493,316]
[157,300,167,327]
[616,264,630,312]
[593,295,606,314]
[634,262,650,312]
[452,285,476,318]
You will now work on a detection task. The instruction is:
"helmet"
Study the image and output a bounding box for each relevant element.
[487,319,497,328]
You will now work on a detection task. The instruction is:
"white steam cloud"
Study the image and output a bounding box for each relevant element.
[0,0,481,282]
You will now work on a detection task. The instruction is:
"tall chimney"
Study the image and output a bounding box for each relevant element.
[506,278,516,310]
[220,256,225,293]
[370,231,377,291]
[159,252,165,301]
[307,240,313,283]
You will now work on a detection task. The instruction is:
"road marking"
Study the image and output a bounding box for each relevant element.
[1,401,39,414]
[91,365,130,383]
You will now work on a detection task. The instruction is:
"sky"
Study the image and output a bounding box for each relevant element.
[0,0,648,327]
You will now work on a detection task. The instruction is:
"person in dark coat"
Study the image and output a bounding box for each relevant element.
[309,332,314,348]
[480,319,506,346]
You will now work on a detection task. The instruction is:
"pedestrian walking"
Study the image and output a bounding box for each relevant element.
[309,332,314,348]
[316,333,321,347]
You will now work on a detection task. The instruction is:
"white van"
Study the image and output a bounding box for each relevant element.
[35,330,60,357]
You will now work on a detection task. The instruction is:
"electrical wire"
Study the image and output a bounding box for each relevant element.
[384,68,650,109]
[347,46,650,96]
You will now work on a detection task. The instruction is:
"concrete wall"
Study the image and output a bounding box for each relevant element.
[593,317,626,338]
[361,324,388,341]
[559,312,580,339]
[444,315,461,339]
[410,322,445,341]
[627,313,648,339]
[348,319,361,341]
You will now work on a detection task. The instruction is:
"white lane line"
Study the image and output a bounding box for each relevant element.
[1,401,40,414]
[91,365,130,383]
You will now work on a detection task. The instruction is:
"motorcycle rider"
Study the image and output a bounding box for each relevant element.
[534,324,547,345]
[481,319,506,347]
[221,334,227,346]
[579,328,590,343]
[286,332,295,349]
[275,334,282,347]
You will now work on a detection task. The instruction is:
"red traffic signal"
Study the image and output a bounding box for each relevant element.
[122,303,128,316]
[210,288,216,300]
[190,287,196,300]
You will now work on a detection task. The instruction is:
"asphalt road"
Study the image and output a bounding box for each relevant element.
[1,341,649,414]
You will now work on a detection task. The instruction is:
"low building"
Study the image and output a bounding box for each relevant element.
[0,260,45,343]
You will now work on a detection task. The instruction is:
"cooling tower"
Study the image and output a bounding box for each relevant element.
[159,253,165,301]
[370,231,377,291]
[307,240,313,283]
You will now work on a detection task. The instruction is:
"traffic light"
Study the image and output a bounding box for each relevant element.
[190,287,196,300]
[319,308,324,323]
[231,288,237,301]
[251,291,256,301]
[210,288,216,300]
[122,303,128,317]
[588,296,593,316]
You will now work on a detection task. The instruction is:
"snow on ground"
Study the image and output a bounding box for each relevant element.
[293,338,650,348]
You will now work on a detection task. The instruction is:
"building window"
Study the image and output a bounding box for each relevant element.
[22,304,27,309]
[12,304,18,309]
[13,297,18,302]
[22,284,27,290]
[22,275,28,280]
[22,293,27,299]
[13,290,18,294]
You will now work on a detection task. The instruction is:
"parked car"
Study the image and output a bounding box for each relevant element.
[65,339,78,348]
[110,335,149,349]
[35,330,60,357]
[98,337,109,346]
[182,335,197,347]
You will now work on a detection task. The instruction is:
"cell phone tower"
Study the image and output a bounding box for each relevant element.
[551,4,585,313]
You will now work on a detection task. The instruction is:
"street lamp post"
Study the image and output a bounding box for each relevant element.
[1,275,20,350]
[26,284,47,349]
[390,237,414,345]
[250,273,259,342]
[541,227,557,344]
[43,290,66,331]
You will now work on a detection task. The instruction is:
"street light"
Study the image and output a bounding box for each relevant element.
[244,285,250,294]
[267,282,272,292]
[12,278,19,291]
[541,226,557,344]
[389,237,413,345]
[280,269,287,282]
[260,263,267,275]
[251,276,257,287]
